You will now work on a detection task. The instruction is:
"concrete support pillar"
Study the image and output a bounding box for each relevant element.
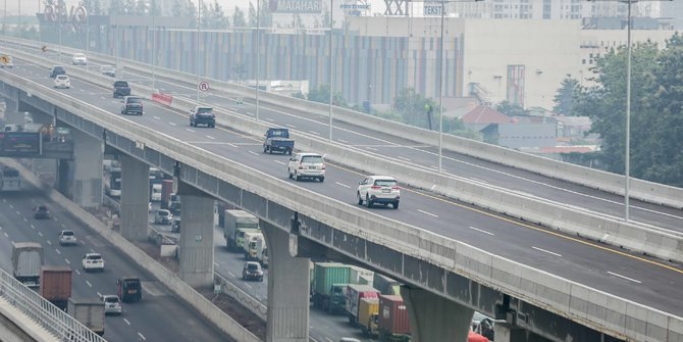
[494,323,551,342]
[178,194,215,287]
[71,129,103,208]
[262,221,310,342]
[119,154,149,241]
[3,97,23,125]
[401,287,474,342]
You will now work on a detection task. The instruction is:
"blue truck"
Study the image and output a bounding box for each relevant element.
[263,128,295,155]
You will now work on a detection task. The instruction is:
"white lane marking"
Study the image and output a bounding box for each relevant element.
[265,118,274,122]
[53,217,58,222]
[15,210,20,215]
[335,182,350,189]
[213,262,219,267]
[366,147,378,151]
[607,271,642,284]
[10,240,13,244]
[286,124,296,129]
[8,204,12,209]
[154,116,160,120]
[227,143,237,148]
[469,226,495,236]
[338,139,348,144]
[85,280,92,287]
[97,292,102,298]
[2,199,6,203]
[138,332,147,341]
[531,246,562,257]
[22,217,27,222]
[90,248,95,253]
[397,156,411,162]
[186,128,195,133]
[75,269,80,275]
[206,135,215,140]
[61,223,66,228]
[469,178,489,184]
[417,209,439,218]
[248,151,259,156]
[55,249,61,255]
[325,338,334,342]
[124,318,131,325]
[47,240,52,245]
[244,284,253,289]
[65,258,70,265]
[228,272,236,278]
[274,160,286,165]
[2,232,7,238]
[308,130,321,136]
[38,232,43,237]
[169,122,176,126]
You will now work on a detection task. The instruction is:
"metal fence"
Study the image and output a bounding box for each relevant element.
[0,268,108,342]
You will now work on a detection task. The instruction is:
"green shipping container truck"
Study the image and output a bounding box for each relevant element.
[311,262,353,314]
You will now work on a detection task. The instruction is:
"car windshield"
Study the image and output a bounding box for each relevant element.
[159,211,169,217]
[301,155,323,163]
[87,254,102,260]
[38,206,48,212]
[247,264,259,271]
[53,67,64,72]
[114,81,128,87]
[62,231,74,236]
[56,75,68,80]
[104,297,119,303]
[374,179,397,187]
[124,280,141,288]
[127,97,142,104]
[196,107,213,114]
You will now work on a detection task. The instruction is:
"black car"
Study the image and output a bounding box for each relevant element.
[120,96,143,115]
[33,205,50,219]
[113,81,131,98]
[189,106,216,128]
[50,65,66,79]
[116,277,142,303]
[242,261,264,282]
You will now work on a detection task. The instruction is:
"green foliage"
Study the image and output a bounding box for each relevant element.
[109,0,126,15]
[495,101,528,117]
[171,0,185,17]
[233,6,247,27]
[552,76,579,115]
[307,85,347,107]
[248,3,257,28]
[81,0,103,15]
[392,88,438,129]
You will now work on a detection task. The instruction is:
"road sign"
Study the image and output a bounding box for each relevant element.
[270,0,322,13]
[198,81,210,92]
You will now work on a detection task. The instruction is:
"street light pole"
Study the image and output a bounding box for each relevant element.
[16,0,19,38]
[328,0,334,142]
[255,0,261,122]
[624,0,632,221]
[437,1,445,172]
[152,0,156,91]
[196,0,201,102]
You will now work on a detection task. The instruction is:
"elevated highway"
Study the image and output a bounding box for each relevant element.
[0,44,681,341]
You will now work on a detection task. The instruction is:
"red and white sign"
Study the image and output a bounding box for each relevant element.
[198,81,210,92]
[151,93,173,106]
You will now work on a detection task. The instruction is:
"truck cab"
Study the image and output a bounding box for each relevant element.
[116,277,142,303]
[263,128,294,155]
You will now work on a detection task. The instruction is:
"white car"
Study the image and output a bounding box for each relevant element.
[101,294,122,315]
[357,175,400,209]
[53,75,71,89]
[287,152,325,182]
[71,53,87,65]
[82,253,105,272]
[58,230,77,246]
[154,209,173,225]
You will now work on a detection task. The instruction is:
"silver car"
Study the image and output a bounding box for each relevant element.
[58,230,77,246]
[101,295,122,315]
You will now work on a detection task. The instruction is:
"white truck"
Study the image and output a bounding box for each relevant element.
[67,298,105,336]
[223,210,260,252]
[244,234,268,266]
[11,242,44,288]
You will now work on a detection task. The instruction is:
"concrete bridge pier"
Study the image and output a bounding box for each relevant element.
[176,182,215,287]
[262,220,310,342]
[70,129,103,208]
[494,323,552,342]
[3,96,23,124]
[401,286,474,342]
[119,154,149,241]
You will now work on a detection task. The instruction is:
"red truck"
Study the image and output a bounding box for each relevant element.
[345,284,380,326]
[40,265,72,311]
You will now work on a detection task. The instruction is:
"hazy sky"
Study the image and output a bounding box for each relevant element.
[3,1,256,16]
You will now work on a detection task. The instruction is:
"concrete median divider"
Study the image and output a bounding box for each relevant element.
[4,45,683,265]
[0,159,263,342]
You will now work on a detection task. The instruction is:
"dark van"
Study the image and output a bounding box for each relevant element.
[116,277,142,303]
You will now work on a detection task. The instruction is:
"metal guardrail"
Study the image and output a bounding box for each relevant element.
[0,268,107,342]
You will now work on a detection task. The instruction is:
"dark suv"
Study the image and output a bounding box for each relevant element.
[33,205,50,219]
[50,65,66,78]
[113,81,131,98]
[189,106,216,128]
[116,277,142,303]
[120,96,143,115]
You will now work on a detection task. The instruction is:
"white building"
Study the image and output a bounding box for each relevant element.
[450,0,658,20]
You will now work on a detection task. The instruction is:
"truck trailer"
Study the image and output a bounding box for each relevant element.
[39,265,72,310]
[223,210,260,252]
[12,242,44,288]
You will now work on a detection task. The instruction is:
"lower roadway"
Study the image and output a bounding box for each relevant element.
[0,188,233,342]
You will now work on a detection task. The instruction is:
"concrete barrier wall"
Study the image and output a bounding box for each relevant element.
[1,50,682,342]
[5,37,682,210]
[0,159,262,342]
[0,297,58,342]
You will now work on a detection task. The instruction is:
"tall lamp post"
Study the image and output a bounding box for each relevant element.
[587,0,666,221]
[328,0,334,141]
[255,0,261,122]
[196,0,202,102]
[151,0,157,90]
[435,0,483,172]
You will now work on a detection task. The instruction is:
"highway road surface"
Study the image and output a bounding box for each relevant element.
[3,57,683,319]
[0,189,233,342]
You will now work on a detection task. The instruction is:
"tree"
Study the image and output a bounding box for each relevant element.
[258,0,273,27]
[171,0,185,17]
[495,101,528,117]
[135,0,149,15]
[186,0,198,27]
[82,0,102,15]
[199,0,209,28]
[307,85,347,107]
[552,76,579,116]
[208,0,229,29]
[123,0,137,14]
[248,2,257,28]
[233,6,247,27]
[109,0,127,15]
[393,88,439,129]
[291,14,304,28]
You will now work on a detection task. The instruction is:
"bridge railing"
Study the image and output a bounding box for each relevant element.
[0,268,108,342]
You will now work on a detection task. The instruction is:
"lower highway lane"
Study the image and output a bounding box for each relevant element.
[0,190,233,342]
[5,62,683,317]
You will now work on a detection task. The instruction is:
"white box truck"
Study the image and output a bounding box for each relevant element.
[11,242,44,288]
[67,298,105,336]
[223,210,260,252]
